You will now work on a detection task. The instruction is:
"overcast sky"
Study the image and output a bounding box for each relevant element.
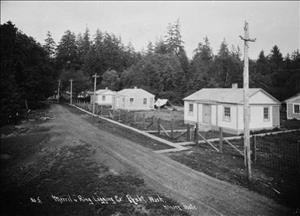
[1,1,299,59]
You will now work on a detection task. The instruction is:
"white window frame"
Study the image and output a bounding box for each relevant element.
[263,106,270,121]
[293,103,300,114]
[143,98,147,105]
[102,95,106,101]
[223,106,231,122]
[130,98,134,103]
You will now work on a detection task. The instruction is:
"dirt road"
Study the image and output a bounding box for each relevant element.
[19,104,290,215]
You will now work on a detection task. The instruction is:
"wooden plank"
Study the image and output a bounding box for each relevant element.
[145,117,154,129]
[194,124,199,145]
[174,130,187,139]
[109,111,113,119]
[224,139,244,156]
[186,124,190,141]
[160,124,170,137]
[171,118,174,139]
[219,127,223,152]
[197,131,219,152]
[157,118,161,135]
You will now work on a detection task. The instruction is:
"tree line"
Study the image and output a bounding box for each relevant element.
[1,20,299,125]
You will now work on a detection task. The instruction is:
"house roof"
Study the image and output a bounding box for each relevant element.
[95,88,117,95]
[284,93,300,103]
[184,88,280,104]
[118,87,154,97]
[155,99,168,107]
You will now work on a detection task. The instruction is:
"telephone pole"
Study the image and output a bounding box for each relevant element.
[92,73,99,114]
[240,21,256,180]
[69,79,73,105]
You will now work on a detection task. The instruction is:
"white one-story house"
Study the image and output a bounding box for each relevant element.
[115,87,155,110]
[90,88,117,108]
[183,87,281,134]
[284,93,300,120]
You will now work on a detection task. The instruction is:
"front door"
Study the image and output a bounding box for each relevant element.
[202,104,211,124]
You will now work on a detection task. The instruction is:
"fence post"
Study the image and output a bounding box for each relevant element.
[219,127,223,152]
[171,118,174,139]
[186,124,190,141]
[194,124,198,145]
[157,118,161,135]
[297,141,300,172]
[251,135,257,162]
[143,113,146,129]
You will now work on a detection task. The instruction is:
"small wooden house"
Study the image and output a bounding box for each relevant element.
[284,93,300,120]
[115,87,155,110]
[183,87,281,134]
[91,88,117,108]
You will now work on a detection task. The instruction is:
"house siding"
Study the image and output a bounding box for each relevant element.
[287,103,300,120]
[95,94,114,106]
[184,102,197,124]
[116,96,154,110]
[272,105,280,127]
[183,88,281,134]
[184,102,280,135]
[217,104,238,130]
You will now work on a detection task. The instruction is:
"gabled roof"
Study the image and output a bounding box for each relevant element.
[95,88,117,95]
[118,88,154,97]
[184,88,280,104]
[284,93,300,103]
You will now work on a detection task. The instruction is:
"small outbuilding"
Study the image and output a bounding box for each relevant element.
[90,88,117,108]
[183,86,281,134]
[115,87,155,110]
[284,93,300,120]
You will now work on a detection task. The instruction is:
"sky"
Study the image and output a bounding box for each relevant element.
[1,1,299,59]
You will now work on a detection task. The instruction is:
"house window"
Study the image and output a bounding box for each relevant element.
[294,104,300,114]
[224,106,231,121]
[130,98,134,103]
[143,98,147,105]
[102,95,106,101]
[189,103,193,112]
[263,107,270,121]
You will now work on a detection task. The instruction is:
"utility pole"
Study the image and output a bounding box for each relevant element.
[240,21,256,180]
[57,79,61,103]
[69,79,73,105]
[92,73,99,114]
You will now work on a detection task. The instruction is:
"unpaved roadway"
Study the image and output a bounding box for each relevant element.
[46,104,289,216]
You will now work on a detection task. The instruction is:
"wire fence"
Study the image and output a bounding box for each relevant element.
[74,101,300,172]
[74,101,185,130]
[254,133,300,171]
[219,133,300,172]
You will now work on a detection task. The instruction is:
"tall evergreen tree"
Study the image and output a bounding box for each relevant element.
[77,27,91,64]
[189,37,216,92]
[56,30,79,70]
[43,31,56,58]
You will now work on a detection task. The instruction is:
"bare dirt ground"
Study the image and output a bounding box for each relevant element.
[1,104,291,216]
[169,134,300,210]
